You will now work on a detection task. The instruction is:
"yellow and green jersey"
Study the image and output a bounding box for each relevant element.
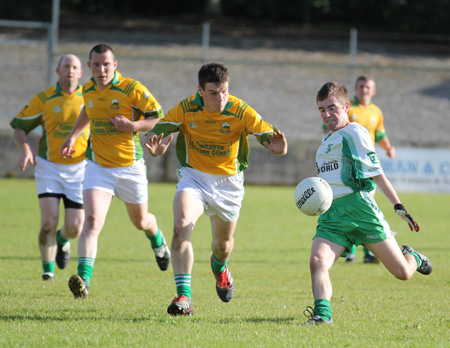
[10,83,88,165]
[150,91,276,175]
[348,96,387,144]
[83,71,164,168]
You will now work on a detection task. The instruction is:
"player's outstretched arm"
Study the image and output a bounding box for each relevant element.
[144,132,174,157]
[263,129,288,155]
[378,137,395,158]
[109,115,160,133]
[133,116,161,132]
[13,128,34,171]
[372,174,419,232]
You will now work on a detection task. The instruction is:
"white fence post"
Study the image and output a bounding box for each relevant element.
[48,0,60,86]
[349,28,358,88]
[202,22,210,63]
[0,0,59,87]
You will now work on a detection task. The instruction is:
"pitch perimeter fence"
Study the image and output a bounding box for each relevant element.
[1,24,450,187]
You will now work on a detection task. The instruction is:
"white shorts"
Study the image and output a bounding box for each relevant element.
[35,156,86,204]
[83,159,148,204]
[176,167,244,222]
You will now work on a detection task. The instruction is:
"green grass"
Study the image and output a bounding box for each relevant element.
[0,178,449,347]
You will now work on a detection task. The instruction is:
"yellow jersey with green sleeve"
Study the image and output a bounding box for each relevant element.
[149,91,276,175]
[10,83,88,165]
[347,96,387,144]
[83,71,164,168]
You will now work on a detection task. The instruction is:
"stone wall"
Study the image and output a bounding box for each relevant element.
[0,128,319,185]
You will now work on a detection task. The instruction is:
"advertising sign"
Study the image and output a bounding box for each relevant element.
[378,147,450,193]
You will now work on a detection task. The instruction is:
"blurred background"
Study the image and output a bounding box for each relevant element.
[1,0,449,190]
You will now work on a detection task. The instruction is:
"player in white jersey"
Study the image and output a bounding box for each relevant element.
[302,82,432,325]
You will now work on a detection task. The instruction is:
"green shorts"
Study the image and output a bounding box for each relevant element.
[315,191,392,253]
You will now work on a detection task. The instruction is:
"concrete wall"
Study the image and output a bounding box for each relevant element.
[0,128,319,185]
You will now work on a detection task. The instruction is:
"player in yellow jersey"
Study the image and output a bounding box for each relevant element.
[11,54,88,281]
[61,44,170,299]
[349,76,395,159]
[145,62,288,316]
[347,76,396,263]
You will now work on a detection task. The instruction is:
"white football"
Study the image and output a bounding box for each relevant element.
[294,177,333,216]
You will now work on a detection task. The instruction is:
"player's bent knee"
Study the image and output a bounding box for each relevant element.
[63,226,82,239]
[211,240,232,255]
[130,219,147,231]
[173,219,194,238]
[394,274,410,281]
[391,268,413,281]
[40,219,58,233]
[84,214,105,233]
[309,255,331,274]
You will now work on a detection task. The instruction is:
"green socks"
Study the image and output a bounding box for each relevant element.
[410,252,422,269]
[175,274,192,299]
[78,257,95,286]
[57,229,69,246]
[145,227,163,249]
[211,255,227,273]
[42,260,55,274]
[314,299,332,321]
[348,245,373,257]
[363,246,371,256]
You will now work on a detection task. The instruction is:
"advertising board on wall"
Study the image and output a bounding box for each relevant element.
[377,147,450,194]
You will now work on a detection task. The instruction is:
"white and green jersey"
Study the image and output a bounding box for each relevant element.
[316,122,383,199]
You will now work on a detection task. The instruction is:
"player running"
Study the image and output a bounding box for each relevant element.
[145,62,288,316]
[61,44,170,298]
[11,54,88,281]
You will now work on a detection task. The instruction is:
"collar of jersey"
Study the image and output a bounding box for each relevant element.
[191,90,233,112]
[89,71,121,88]
[53,82,82,93]
[352,95,373,107]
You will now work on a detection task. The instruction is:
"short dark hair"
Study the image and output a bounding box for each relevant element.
[198,62,229,90]
[89,44,115,61]
[355,75,376,88]
[316,82,349,107]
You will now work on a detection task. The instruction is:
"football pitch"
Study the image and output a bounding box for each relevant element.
[0,179,449,347]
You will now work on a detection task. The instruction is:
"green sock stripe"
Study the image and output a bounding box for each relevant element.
[174,274,191,285]
[57,229,68,246]
[411,252,422,269]
[314,299,332,321]
[42,260,55,273]
[363,246,371,256]
[174,274,191,299]
[212,255,228,273]
[78,257,95,285]
[78,257,95,266]
[145,227,163,249]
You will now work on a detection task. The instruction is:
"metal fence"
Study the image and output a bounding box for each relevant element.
[1,24,450,183]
